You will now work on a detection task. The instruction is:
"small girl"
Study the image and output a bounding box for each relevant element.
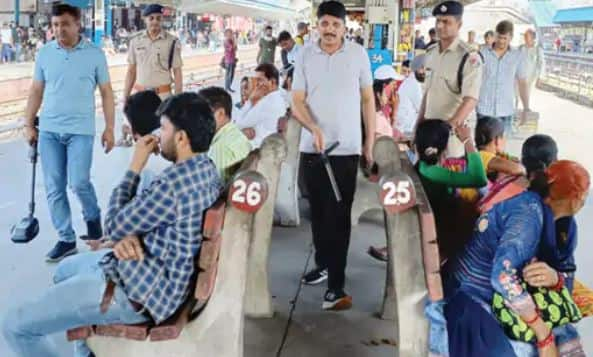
[452,117,527,203]
[474,116,526,179]
[373,79,400,139]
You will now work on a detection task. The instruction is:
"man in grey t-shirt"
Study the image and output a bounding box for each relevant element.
[257,25,277,65]
[291,0,375,311]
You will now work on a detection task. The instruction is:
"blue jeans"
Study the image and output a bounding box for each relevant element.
[38,131,101,243]
[2,251,149,357]
[225,62,236,91]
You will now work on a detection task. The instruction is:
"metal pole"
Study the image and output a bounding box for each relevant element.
[14,0,20,25]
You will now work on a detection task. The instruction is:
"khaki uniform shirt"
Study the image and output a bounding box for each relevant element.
[424,37,482,121]
[127,30,182,89]
[424,38,482,157]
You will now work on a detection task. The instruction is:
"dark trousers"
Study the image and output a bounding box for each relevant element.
[302,153,359,291]
[224,62,236,91]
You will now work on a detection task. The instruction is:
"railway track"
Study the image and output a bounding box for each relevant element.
[0,49,258,133]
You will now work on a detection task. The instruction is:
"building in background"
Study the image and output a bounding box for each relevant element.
[553,6,593,53]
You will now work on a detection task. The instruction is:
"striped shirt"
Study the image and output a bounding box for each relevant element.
[208,122,252,183]
[477,46,527,117]
[100,154,222,323]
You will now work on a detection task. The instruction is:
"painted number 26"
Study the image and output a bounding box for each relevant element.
[382,181,411,206]
[231,179,262,207]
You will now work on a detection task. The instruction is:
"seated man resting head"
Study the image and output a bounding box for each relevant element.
[2,92,222,357]
[235,63,287,148]
[199,86,252,183]
[123,90,168,191]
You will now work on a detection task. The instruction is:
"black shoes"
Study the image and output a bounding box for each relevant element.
[322,289,353,311]
[45,241,77,263]
[301,267,328,285]
[80,219,103,241]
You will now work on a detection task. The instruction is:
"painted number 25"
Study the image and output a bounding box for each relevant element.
[382,181,411,206]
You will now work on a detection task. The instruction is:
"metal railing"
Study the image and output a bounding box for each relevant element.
[540,52,593,106]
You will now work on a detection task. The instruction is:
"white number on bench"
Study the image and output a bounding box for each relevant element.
[379,174,416,214]
[382,181,411,205]
[230,170,269,213]
[232,180,262,206]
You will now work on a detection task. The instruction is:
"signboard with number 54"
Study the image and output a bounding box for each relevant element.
[379,174,416,214]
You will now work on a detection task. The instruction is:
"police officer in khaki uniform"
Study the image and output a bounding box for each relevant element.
[417,1,482,157]
[123,4,182,103]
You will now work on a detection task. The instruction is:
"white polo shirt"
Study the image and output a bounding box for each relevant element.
[235,89,287,148]
[292,40,373,155]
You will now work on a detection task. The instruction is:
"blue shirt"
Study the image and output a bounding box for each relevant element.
[34,38,110,136]
[100,154,222,323]
[477,46,527,117]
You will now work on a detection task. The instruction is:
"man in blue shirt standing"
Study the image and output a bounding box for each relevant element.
[23,4,115,262]
[477,20,531,135]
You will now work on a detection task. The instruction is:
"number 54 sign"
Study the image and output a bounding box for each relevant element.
[379,174,417,214]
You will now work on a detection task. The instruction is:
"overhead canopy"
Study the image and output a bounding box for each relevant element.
[529,0,557,28]
[177,0,298,20]
[553,6,593,24]
[312,0,480,12]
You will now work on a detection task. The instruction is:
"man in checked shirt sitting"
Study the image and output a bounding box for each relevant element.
[2,93,222,357]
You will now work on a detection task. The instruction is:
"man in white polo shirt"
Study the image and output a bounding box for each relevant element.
[291,0,375,311]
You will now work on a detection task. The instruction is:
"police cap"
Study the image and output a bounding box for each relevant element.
[142,4,163,17]
[432,1,464,17]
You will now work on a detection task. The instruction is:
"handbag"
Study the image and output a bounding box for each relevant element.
[492,283,582,342]
[573,279,593,318]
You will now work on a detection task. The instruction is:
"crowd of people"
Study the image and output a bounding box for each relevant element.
[0,21,48,63]
[1,1,591,357]
[367,2,589,357]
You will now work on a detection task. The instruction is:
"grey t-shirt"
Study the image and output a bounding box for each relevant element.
[292,41,372,155]
[258,37,277,64]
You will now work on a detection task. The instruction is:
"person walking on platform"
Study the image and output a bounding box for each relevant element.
[295,22,309,46]
[482,30,495,50]
[424,28,437,49]
[22,3,115,262]
[223,28,238,92]
[418,1,483,158]
[292,0,375,311]
[257,25,277,65]
[518,29,544,106]
[477,20,531,136]
[120,3,182,143]
[122,3,182,103]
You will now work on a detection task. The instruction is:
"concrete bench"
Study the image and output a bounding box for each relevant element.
[373,137,442,356]
[244,134,288,318]
[66,144,277,357]
[274,117,301,227]
[351,167,383,226]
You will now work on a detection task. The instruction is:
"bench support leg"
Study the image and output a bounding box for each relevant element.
[351,170,383,226]
[246,135,287,318]
[274,119,301,227]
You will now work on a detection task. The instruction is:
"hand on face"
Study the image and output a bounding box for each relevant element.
[129,134,160,173]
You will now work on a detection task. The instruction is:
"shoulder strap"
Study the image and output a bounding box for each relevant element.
[456,51,484,94]
[168,39,177,70]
